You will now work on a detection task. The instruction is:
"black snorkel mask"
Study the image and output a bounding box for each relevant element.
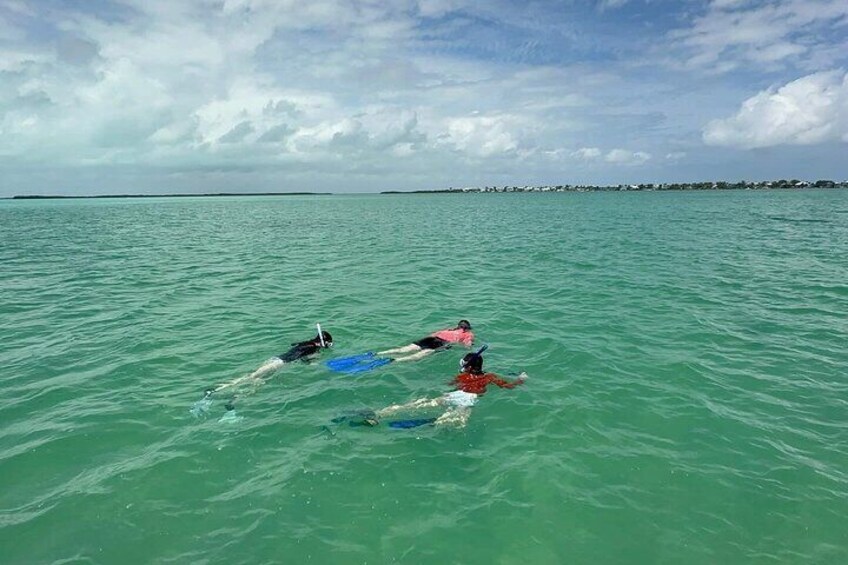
[459,344,489,371]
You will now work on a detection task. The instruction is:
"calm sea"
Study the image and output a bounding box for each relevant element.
[1,190,846,564]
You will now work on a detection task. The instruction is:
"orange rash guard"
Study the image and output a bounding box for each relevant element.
[450,372,523,395]
[431,328,474,347]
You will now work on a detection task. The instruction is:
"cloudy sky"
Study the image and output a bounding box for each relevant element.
[1,0,847,195]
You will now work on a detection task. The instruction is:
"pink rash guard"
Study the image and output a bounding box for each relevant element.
[431,328,474,347]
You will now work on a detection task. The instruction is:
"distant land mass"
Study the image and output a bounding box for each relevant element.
[5,179,847,199]
[382,179,848,194]
[9,192,330,199]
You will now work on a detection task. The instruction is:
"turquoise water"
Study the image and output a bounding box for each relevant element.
[1,190,846,564]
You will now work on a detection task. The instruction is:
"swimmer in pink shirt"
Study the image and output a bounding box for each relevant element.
[378,319,474,362]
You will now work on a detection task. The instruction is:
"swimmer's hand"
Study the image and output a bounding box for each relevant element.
[517,372,528,381]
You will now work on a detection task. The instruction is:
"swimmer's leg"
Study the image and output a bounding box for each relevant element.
[212,358,284,392]
[226,358,285,407]
[375,396,444,418]
[377,344,421,356]
[435,406,472,428]
[248,358,285,380]
[391,348,437,363]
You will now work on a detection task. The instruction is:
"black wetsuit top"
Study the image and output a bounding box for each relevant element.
[413,336,449,350]
[277,341,320,362]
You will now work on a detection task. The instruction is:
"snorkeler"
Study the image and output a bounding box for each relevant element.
[191,327,333,418]
[338,347,526,429]
[377,319,475,362]
[325,320,475,374]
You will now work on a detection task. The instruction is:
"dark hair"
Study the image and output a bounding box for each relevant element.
[457,319,472,330]
[291,331,332,348]
[461,352,483,373]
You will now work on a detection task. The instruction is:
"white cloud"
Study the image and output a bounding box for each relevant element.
[192,81,334,147]
[148,118,197,145]
[291,118,365,152]
[2,1,513,170]
[362,110,426,150]
[605,149,651,165]
[703,70,848,148]
[440,114,520,157]
[0,0,35,18]
[566,146,653,165]
[0,1,693,178]
[598,0,630,11]
[0,48,51,72]
[573,147,602,160]
[710,0,751,8]
[672,0,848,72]
[417,0,468,18]
[80,19,226,69]
[5,0,843,194]
[748,42,806,63]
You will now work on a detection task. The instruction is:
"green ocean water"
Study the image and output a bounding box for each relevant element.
[1,190,846,564]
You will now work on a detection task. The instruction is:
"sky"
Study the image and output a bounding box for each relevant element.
[1,0,847,195]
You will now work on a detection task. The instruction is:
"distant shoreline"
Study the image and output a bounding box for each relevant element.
[4,180,847,199]
[7,192,331,200]
[382,179,848,194]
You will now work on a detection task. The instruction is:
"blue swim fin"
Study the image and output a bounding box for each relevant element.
[326,352,392,374]
[326,352,375,371]
[387,418,437,429]
[342,357,392,374]
[330,412,435,429]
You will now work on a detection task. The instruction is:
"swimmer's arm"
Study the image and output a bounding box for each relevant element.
[490,372,527,389]
[298,352,320,364]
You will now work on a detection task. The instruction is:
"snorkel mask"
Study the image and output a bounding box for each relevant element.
[316,324,333,347]
[460,345,488,370]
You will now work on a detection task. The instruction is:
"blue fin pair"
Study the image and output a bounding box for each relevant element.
[387,418,436,429]
[330,411,436,429]
[326,352,392,374]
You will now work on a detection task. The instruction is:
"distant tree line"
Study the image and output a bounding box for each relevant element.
[383,179,847,194]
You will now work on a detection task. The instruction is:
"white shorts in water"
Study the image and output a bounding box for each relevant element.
[443,390,478,408]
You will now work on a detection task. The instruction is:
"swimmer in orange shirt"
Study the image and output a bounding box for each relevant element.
[367,348,527,428]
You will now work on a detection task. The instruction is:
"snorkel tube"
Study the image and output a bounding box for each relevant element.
[317,323,326,347]
[460,344,489,370]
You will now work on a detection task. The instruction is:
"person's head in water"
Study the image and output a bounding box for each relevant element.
[460,352,484,374]
[314,331,333,347]
[457,319,472,331]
